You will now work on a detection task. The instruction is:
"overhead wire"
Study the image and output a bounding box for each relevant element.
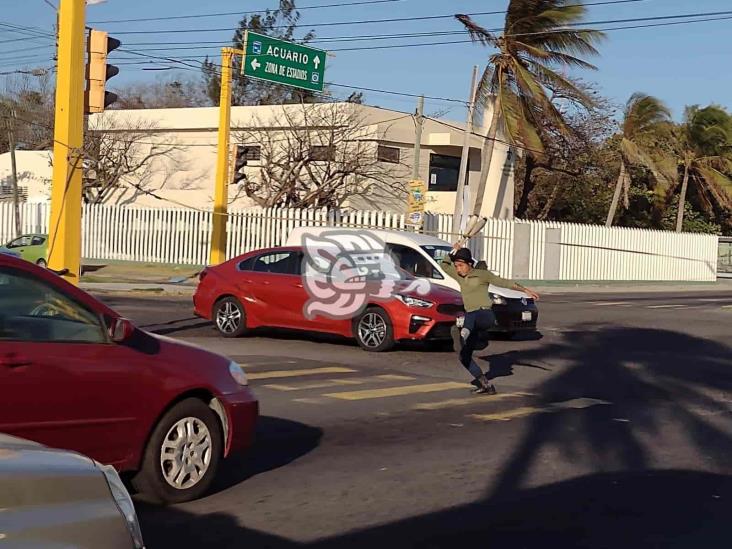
[102,0,649,35]
[89,0,405,24]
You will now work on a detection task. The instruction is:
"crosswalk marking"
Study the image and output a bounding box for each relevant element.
[264,374,414,392]
[412,392,534,411]
[591,301,632,306]
[323,381,467,401]
[470,397,610,422]
[646,304,688,309]
[248,367,357,380]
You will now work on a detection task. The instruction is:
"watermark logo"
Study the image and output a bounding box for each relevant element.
[301,230,430,320]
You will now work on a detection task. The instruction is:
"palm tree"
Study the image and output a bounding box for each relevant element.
[456,0,603,217]
[672,105,732,232]
[605,93,671,227]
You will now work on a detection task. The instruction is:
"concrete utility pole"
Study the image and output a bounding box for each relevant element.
[412,95,424,181]
[5,108,21,237]
[210,47,238,266]
[48,0,85,284]
[451,65,479,239]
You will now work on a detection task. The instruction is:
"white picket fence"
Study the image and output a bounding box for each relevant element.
[0,202,720,281]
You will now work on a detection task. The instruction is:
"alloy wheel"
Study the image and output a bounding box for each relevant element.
[160,417,213,490]
[216,301,242,334]
[358,312,387,348]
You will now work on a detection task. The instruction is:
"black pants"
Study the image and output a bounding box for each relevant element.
[459,309,496,379]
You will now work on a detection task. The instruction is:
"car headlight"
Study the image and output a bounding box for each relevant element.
[490,293,507,305]
[98,463,145,549]
[396,294,433,308]
[229,361,248,386]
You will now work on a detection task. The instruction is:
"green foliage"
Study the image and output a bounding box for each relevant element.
[661,202,721,234]
[458,0,604,154]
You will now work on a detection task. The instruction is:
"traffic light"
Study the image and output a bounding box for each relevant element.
[85,29,121,114]
[231,145,249,185]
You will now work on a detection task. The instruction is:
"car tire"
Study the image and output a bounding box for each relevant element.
[353,306,395,352]
[132,398,223,504]
[213,296,249,338]
[36,259,47,268]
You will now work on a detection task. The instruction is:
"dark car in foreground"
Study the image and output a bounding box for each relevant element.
[0,433,144,548]
[0,254,258,503]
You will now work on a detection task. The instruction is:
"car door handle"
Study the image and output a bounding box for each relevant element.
[0,355,32,368]
[261,281,271,286]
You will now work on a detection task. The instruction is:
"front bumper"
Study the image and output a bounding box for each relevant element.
[394,309,456,341]
[221,388,259,456]
[491,303,539,332]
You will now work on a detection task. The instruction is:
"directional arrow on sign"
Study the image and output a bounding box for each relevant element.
[313,56,321,69]
[251,58,261,71]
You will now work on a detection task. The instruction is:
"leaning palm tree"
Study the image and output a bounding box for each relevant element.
[605,93,672,227]
[456,0,603,217]
[671,105,732,232]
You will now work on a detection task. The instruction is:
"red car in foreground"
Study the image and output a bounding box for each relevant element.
[0,255,258,504]
[194,246,464,352]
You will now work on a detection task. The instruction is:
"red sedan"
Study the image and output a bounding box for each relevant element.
[194,246,464,352]
[0,255,258,504]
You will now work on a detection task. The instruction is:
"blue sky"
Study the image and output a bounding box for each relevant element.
[3,0,731,121]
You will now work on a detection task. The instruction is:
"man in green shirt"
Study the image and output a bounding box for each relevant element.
[442,244,540,394]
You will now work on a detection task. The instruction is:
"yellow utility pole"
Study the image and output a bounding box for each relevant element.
[48,0,85,284]
[209,48,237,265]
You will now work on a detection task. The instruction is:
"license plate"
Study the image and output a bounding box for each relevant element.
[522,311,532,321]
[456,316,465,328]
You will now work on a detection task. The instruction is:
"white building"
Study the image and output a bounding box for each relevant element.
[1,102,516,218]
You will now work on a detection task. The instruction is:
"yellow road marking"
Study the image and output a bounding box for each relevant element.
[248,367,357,380]
[265,374,414,392]
[470,398,611,422]
[413,392,534,411]
[324,382,467,401]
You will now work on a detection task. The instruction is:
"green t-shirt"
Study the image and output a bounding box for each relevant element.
[441,256,516,312]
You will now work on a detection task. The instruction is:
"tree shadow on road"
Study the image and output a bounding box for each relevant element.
[135,325,732,549]
[136,470,732,548]
[483,324,732,500]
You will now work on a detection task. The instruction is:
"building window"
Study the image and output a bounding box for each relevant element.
[234,145,261,161]
[310,145,335,161]
[377,145,400,164]
[429,154,469,192]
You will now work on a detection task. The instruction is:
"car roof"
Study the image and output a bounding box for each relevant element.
[287,226,451,248]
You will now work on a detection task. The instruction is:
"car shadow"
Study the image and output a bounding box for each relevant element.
[135,416,322,529]
[210,416,323,495]
[148,320,214,336]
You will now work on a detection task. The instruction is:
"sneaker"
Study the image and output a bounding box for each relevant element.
[473,383,497,395]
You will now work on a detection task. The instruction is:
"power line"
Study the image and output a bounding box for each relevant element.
[89,0,404,24]
[102,8,732,57]
[117,47,471,104]
[103,0,648,35]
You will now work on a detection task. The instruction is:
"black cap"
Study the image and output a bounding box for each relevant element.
[452,247,474,265]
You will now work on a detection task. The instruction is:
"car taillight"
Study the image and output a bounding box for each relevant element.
[198,268,209,282]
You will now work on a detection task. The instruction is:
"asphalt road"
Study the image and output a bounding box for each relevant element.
[97,291,732,548]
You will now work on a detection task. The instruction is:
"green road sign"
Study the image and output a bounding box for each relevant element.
[242,31,326,92]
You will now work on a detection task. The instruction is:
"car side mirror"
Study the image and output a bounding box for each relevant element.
[110,317,135,343]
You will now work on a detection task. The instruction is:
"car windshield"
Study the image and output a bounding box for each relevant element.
[421,245,453,263]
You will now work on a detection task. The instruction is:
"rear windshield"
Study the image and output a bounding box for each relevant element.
[421,245,452,263]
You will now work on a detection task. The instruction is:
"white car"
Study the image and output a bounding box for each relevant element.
[286,227,539,338]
